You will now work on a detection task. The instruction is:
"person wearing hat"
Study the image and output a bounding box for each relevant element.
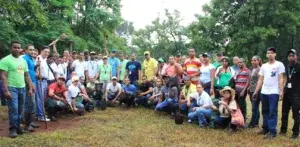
[105,77,122,103]
[253,47,285,139]
[98,56,112,92]
[108,49,120,78]
[45,75,68,122]
[142,51,158,81]
[199,53,215,96]
[213,53,223,68]
[83,49,89,61]
[86,51,99,83]
[214,57,235,98]
[280,49,300,139]
[213,86,237,132]
[156,57,166,77]
[183,48,201,85]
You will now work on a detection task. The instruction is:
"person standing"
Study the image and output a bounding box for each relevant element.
[199,53,215,95]
[213,53,223,68]
[118,53,128,84]
[161,56,183,84]
[71,52,88,81]
[280,49,300,139]
[86,51,99,83]
[142,51,158,81]
[232,56,240,73]
[125,53,141,86]
[253,47,285,139]
[108,49,120,78]
[98,56,112,92]
[183,48,201,85]
[0,41,33,138]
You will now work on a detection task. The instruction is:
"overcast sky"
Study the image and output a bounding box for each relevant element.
[121,0,211,29]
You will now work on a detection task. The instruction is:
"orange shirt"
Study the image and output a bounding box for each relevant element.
[184,58,201,84]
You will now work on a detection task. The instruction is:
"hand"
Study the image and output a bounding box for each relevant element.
[4,91,11,99]
[192,107,197,112]
[62,99,68,104]
[279,91,284,101]
[252,92,258,100]
[28,89,33,97]
[211,105,218,111]
[74,107,78,111]
[210,88,214,96]
[52,40,57,46]
[187,101,191,107]
[219,101,227,106]
[31,84,35,93]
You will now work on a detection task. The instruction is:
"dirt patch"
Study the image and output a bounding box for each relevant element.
[0,115,83,137]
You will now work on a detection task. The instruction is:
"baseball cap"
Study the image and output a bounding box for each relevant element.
[57,75,66,81]
[216,53,223,56]
[202,52,210,57]
[112,49,117,53]
[144,51,150,55]
[287,49,297,55]
[267,47,276,53]
[84,49,89,53]
[158,58,165,63]
[72,76,79,82]
[90,51,96,55]
[112,77,117,80]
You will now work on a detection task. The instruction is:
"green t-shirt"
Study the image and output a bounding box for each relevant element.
[119,59,129,81]
[213,62,221,69]
[99,64,112,81]
[0,54,28,88]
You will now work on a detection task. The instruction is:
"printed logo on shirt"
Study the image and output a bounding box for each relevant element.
[17,65,25,74]
[271,68,276,77]
[128,64,136,71]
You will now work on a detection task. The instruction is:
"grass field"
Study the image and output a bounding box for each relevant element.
[0,99,299,147]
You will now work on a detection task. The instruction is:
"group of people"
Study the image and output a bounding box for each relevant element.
[0,41,299,141]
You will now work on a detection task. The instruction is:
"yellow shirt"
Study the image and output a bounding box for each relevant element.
[142,58,158,81]
[181,84,197,98]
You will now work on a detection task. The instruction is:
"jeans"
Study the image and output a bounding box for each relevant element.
[179,99,197,114]
[107,91,119,101]
[24,83,36,114]
[135,94,151,106]
[261,94,279,135]
[7,87,25,130]
[75,102,84,109]
[36,80,48,119]
[188,108,212,127]
[214,115,237,130]
[45,98,66,108]
[281,92,300,135]
[249,92,260,127]
[155,98,177,112]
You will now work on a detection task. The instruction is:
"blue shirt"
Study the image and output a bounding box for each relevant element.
[122,84,137,94]
[23,54,36,83]
[108,57,120,77]
[126,61,141,82]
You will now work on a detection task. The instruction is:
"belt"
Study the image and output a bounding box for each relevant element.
[41,78,48,80]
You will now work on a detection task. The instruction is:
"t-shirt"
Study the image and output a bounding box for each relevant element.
[152,86,162,99]
[106,82,122,93]
[23,54,36,83]
[122,84,136,94]
[99,64,112,81]
[163,64,179,77]
[161,86,178,100]
[215,66,235,88]
[108,57,120,77]
[67,84,80,103]
[0,54,28,88]
[189,91,213,107]
[47,82,67,98]
[126,61,141,82]
[139,82,153,92]
[120,59,129,81]
[142,58,158,81]
[37,55,51,79]
[219,99,237,118]
[184,58,201,83]
[235,67,250,93]
[72,60,87,79]
[232,65,239,73]
[259,61,285,95]
[249,67,260,93]
[181,84,197,98]
[213,62,221,69]
[86,60,99,78]
[199,64,215,84]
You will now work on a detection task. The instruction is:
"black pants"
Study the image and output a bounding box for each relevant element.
[281,92,300,135]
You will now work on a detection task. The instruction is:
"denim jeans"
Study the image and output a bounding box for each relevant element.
[107,91,119,101]
[45,98,66,108]
[179,99,197,114]
[249,92,260,127]
[24,83,36,114]
[7,87,25,130]
[155,98,177,112]
[188,108,212,127]
[135,94,151,106]
[214,115,237,130]
[261,94,279,135]
[36,80,48,119]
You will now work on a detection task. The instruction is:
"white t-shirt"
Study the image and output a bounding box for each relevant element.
[106,82,122,93]
[259,61,285,95]
[72,60,87,79]
[86,60,99,78]
[189,91,213,107]
[199,64,215,84]
[37,55,50,79]
[98,60,103,66]
[67,84,80,104]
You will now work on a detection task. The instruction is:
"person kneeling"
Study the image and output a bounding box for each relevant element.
[135,76,153,106]
[105,77,122,105]
[45,76,68,121]
[187,83,214,128]
[213,86,238,132]
[120,78,137,107]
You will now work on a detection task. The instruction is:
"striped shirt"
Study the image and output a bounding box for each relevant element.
[235,67,250,93]
[184,58,201,83]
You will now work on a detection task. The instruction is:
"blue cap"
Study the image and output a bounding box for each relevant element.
[112,49,117,53]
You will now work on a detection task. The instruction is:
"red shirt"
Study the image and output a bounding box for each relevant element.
[47,83,67,98]
[235,67,250,92]
[184,58,201,84]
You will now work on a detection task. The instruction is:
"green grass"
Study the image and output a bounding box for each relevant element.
[0,99,299,147]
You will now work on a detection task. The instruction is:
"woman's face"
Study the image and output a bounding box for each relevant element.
[251,57,259,67]
[156,79,162,86]
[223,90,231,100]
[222,59,229,67]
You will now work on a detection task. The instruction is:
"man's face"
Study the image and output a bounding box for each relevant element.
[197,85,203,93]
[217,55,223,62]
[288,53,297,63]
[63,51,69,57]
[103,58,108,63]
[98,54,102,60]
[119,54,124,60]
[238,59,244,68]
[11,43,21,57]
[79,53,84,60]
[112,79,117,84]
[90,54,96,60]
[131,54,136,61]
[57,79,65,86]
[175,56,180,62]
[181,56,186,63]
[124,79,130,85]
[42,49,50,58]
[145,54,150,59]
[188,49,195,57]
[142,77,147,84]
[233,57,239,65]
[26,46,35,57]
[169,56,175,64]
[111,52,116,57]
[32,51,38,59]
[266,51,276,60]
[184,80,191,86]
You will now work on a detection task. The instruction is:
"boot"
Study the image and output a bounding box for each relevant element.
[16,127,24,135]
[48,107,57,122]
[9,128,17,138]
[24,113,35,132]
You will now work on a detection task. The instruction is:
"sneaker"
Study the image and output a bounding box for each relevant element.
[24,125,35,132]
[291,134,298,140]
[30,122,40,128]
[188,119,192,123]
[258,130,269,135]
[9,129,17,138]
[264,133,276,140]
[38,117,50,122]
